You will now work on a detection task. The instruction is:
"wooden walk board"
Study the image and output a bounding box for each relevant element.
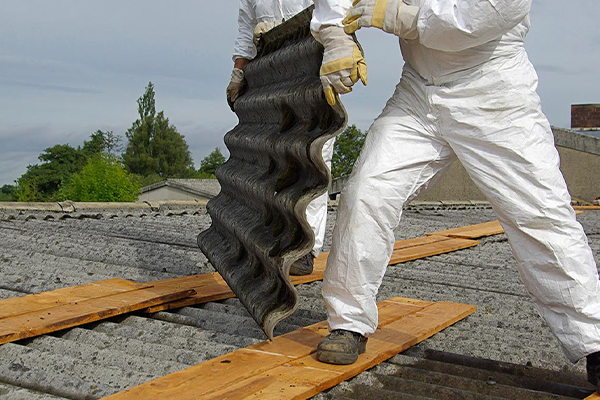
[574,205,600,210]
[389,237,479,264]
[102,297,476,400]
[0,284,195,345]
[427,220,504,239]
[146,236,479,313]
[0,279,150,320]
[143,264,328,314]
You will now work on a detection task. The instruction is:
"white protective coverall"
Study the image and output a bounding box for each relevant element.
[312,0,600,362]
[234,0,333,256]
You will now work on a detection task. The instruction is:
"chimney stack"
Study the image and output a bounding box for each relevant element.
[571,104,600,131]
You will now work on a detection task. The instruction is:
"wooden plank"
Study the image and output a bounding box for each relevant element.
[585,392,600,399]
[144,255,329,313]
[0,279,150,320]
[388,237,479,264]
[392,235,452,250]
[145,235,472,313]
[248,299,431,359]
[202,302,476,400]
[0,286,195,345]
[112,299,475,400]
[102,297,446,400]
[427,220,504,239]
[574,206,600,210]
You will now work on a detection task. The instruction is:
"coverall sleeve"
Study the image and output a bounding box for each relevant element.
[310,0,353,31]
[233,0,257,61]
[417,0,532,52]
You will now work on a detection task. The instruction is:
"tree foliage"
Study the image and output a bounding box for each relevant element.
[198,148,226,177]
[331,124,366,178]
[59,155,140,202]
[123,82,195,179]
[0,184,15,202]
[14,131,125,202]
[15,144,87,201]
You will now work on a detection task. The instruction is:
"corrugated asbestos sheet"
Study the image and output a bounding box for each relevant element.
[0,204,597,399]
[197,7,347,339]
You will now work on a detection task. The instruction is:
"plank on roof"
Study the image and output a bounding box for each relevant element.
[427,220,504,239]
[145,236,479,313]
[389,237,479,264]
[573,206,600,210]
[0,284,195,345]
[102,297,476,400]
[0,279,150,320]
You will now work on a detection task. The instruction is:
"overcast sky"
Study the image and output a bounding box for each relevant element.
[1,1,599,187]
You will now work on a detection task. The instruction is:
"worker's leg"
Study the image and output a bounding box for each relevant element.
[323,70,456,335]
[439,52,600,362]
[306,137,335,257]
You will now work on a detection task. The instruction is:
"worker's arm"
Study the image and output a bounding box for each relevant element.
[311,0,353,31]
[228,0,256,110]
[233,0,258,62]
[416,0,532,52]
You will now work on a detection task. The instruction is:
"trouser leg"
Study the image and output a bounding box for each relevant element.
[323,76,456,335]
[306,138,335,256]
[438,56,600,362]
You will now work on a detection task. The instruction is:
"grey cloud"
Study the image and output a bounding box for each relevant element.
[0,80,102,94]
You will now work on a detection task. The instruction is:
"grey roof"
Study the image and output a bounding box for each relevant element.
[0,202,598,399]
[141,179,221,198]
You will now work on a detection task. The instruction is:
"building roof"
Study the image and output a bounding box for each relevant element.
[141,179,221,198]
[0,202,597,399]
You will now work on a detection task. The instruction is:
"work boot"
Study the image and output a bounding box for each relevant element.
[316,329,368,365]
[289,253,314,276]
[587,351,600,389]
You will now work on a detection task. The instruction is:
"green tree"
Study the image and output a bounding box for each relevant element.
[0,184,15,202]
[83,130,122,156]
[59,154,140,202]
[15,144,87,201]
[198,148,226,177]
[331,125,366,178]
[123,82,195,179]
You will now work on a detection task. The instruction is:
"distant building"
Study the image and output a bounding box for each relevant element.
[138,179,221,202]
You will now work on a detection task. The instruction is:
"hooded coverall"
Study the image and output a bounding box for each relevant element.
[234,0,332,257]
[312,0,600,363]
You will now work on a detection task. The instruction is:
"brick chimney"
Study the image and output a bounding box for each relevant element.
[571,104,600,131]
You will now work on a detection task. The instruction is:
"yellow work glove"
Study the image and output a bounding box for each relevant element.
[253,20,280,46]
[312,26,367,107]
[342,0,419,39]
[226,68,245,111]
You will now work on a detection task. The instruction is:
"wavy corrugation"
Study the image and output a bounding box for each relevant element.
[197,7,347,339]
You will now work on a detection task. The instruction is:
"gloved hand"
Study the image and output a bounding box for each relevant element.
[253,21,279,46]
[312,26,367,107]
[342,0,419,39]
[226,68,245,111]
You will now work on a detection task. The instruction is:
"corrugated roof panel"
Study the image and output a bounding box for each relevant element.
[197,7,347,339]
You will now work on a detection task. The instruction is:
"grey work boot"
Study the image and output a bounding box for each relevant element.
[316,329,368,365]
[289,253,314,276]
[587,351,600,389]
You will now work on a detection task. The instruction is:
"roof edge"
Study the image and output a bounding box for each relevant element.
[552,126,600,156]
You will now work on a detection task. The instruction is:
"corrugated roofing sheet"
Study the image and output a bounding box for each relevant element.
[0,203,597,399]
[197,7,347,339]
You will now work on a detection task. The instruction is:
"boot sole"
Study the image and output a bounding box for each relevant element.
[316,349,359,365]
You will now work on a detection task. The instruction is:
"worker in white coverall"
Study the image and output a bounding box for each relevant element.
[227,0,334,275]
[310,0,600,388]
